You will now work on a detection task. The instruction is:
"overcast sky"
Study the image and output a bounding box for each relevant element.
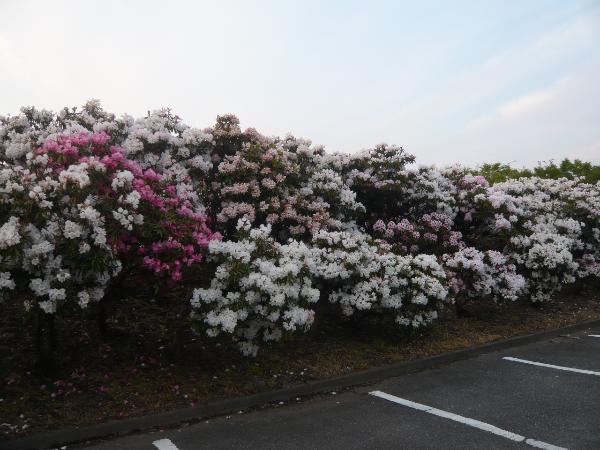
[1,0,599,166]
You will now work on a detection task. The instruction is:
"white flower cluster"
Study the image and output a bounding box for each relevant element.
[63,220,83,239]
[0,271,16,300]
[475,177,600,301]
[310,230,447,325]
[112,207,143,231]
[111,170,134,190]
[0,216,21,249]
[0,151,138,313]
[191,220,318,356]
[58,163,92,188]
[191,224,449,355]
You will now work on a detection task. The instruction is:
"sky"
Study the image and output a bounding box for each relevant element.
[1,0,599,167]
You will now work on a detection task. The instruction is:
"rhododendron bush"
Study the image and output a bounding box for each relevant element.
[0,131,219,316]
[191,218,319,356]
[307,229,447,326]
[1,101,599,359]
[190,223,447,354]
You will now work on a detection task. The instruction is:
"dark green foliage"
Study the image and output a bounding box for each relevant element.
[473,159,600,184]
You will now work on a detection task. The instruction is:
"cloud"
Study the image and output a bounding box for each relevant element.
[371,10,600,166]
[388,10,599,125]
[497,88,558,119]
[437,59,600,166]
[467,82,561,131]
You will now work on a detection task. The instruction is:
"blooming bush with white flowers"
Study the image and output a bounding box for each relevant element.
[443,248,526,302]
[308,229,448,329]
[471,177,600,301]
[2,100,599,361]
[191,224,448,354]
[190,218,319,356]
[371,210,525,305]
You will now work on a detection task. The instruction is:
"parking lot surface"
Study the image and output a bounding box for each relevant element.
[85,327,600,450]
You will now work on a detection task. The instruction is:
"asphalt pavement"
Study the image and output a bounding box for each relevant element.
[81,326,600,450]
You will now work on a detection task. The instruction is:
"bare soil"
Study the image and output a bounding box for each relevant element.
[1,283,599,440]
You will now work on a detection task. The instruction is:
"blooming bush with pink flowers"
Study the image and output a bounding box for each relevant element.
[201,115,365,242]
[0,131,219,315]
[1,101,599,359]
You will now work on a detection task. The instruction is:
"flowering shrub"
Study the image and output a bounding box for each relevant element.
[472,177,600,301]
[0,162,122,312]
[443,248,525,302]
[2,101,599,361]
[0,104,366,244]
[190,218,319,356]
[191,224,448,354]
[0,132,218,314]
[363,164,599,304]
[373,212,465,256]
[203,117,365,242]
[372,210,525,305]
[308,229,448,328]
[337,144,415,222]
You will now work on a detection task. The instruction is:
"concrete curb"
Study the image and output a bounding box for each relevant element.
[4,317,600,450]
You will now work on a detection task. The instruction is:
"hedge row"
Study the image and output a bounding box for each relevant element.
[1,101,599,357]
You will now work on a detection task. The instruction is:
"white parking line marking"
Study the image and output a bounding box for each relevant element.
[153,438,180,450]
[503,357,600,376]
[589,335,600,338]
[369,391,568,450]
[526,438,569,450]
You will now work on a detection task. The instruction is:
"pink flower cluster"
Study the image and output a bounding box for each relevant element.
[460,174,489,191]
[373,212,464,256]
